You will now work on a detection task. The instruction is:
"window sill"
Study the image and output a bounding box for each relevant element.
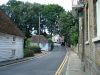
[85,41,89,45]
[92,36,100,43]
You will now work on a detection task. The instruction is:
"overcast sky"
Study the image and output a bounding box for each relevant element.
[0,0,72,11]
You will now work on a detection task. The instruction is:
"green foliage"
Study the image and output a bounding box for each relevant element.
[69,27,78,45]
[47,38,54,51]
[42,4,65,35]
[24,38,41,57]
[48,38,53,44]
[24,38,34,57]
[25,38,31,48]
[0,1,65,37]
[58,12,79,46]
[29,45,41,53]
[0,0,78,46]
[0,1,43,38]
[24,48,34,57]
[50,43,54,51]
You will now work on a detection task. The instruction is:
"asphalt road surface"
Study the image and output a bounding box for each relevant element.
[0,46,67,75]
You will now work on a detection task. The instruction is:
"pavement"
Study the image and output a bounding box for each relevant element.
[65,51,88,75]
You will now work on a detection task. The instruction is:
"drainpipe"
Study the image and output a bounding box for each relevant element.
[81,17,85,72]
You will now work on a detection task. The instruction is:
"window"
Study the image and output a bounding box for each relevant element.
[13,36,16,41]
[10,49,16,58]
[12,50,15,56]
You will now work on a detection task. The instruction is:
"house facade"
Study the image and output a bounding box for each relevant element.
[0,10,24,62]
[31,35,49,51]
[52,34,64,43]
[52,34,60,43]
[72,0,100,75]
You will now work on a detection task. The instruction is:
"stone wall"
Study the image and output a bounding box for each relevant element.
[78,0,100,75]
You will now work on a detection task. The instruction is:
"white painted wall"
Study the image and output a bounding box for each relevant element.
[0,33,24,62]
[52,35,60,43]
[30,43,49,51]
[39,43,49,51]
[96,0,100,37]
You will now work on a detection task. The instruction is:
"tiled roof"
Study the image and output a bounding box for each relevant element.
[0,10,24,37]
[31,35,48,43]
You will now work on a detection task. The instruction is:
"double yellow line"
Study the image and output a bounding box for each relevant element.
[55,52,68,75]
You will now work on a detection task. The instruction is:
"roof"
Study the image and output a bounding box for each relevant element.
[31,35,48,43]
[0,10,24,37]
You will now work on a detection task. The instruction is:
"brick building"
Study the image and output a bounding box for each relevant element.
[72,0,100,75]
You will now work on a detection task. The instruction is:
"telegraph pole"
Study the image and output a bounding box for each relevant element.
[38,12,41,46]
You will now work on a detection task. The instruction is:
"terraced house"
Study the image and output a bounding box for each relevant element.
[72,0,100,75]
[0,10,24,62]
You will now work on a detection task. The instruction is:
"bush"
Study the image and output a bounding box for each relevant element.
[48,38,53,44]
[48,38,54,51]
[25,38,31,48]
[24,49,34,57]
[51,43,54,51]
[29,46,41,53]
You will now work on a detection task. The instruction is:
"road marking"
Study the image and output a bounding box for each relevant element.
[55,52,68,75]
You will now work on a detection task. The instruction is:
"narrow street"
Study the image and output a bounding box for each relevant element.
[0,46,67,75]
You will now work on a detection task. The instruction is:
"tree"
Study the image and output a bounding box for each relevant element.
[42,4,65,36]
[0,1,43,38]
[0,1,65,37]
[58,12,79,46]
